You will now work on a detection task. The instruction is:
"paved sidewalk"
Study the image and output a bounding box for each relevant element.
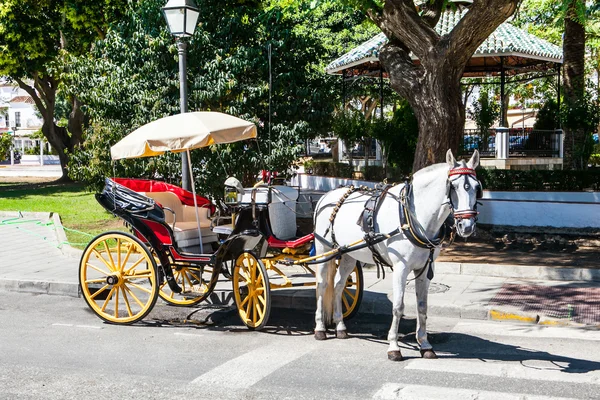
[0,164,62,178]
[0,211,599,327]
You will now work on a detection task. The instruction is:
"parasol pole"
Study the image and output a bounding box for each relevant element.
[187,148,203,254]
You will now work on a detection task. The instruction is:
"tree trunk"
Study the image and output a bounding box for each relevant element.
[368,0,519,172]
[562,0,586,170]
[16,76,84,181]
[410,80,464,170]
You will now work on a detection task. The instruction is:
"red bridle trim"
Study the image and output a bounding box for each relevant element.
[448,167,477,177]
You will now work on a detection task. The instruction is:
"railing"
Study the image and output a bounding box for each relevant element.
[460,128,560,158]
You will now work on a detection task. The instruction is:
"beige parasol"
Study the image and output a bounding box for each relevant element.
[110,111,257,160]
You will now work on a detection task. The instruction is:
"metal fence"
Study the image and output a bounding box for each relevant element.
[460,128,559,158]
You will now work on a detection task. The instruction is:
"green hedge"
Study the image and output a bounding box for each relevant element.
[305,161,353,178]
[477,168,600,191]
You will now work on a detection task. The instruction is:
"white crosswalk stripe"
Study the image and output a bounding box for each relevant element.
[191,341,315,389]
[451,321,600,341]
[404,358,600,385]
[373,383,578,400]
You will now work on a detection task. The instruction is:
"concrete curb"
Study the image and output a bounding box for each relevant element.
[0,279,80,298]
[51,213,84,259]
[436,262,600,282]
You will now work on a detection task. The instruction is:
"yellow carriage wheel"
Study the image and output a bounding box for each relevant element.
[79,231,159,324]
[233,252,271,330]
[158,264,218,306]
[341,262,364,320]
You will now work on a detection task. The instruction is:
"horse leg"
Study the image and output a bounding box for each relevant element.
[415,262,437,359]
[387,265,410,361]
[314,259,329,340]
[332,255,356,339]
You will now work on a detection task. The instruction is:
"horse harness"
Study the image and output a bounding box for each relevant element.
[319,166,481,281]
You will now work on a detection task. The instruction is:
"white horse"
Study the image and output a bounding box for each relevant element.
[313,150,481,361]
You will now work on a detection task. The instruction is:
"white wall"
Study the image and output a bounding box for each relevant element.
[290,173,600,230]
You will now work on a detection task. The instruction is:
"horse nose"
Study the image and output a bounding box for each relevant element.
[457,219,475,237]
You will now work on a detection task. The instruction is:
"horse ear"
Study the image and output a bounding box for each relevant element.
[468,150,480,169]
[446,149,457,167]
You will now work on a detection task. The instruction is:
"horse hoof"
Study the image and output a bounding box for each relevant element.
[336,330,349,339]
[420,349,437,359]
[314,331,327,341]
[387,351,403,362]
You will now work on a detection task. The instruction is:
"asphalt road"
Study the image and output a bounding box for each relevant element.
[1,292,600,400]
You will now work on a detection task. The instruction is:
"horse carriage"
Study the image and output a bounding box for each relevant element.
[80,111,483,361]
[79,112,363,329]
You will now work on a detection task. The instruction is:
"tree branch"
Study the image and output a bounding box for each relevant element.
[14,78,47,117]
[419,0,445,28]
[445,0,519,69]
[378,40,423,99]
[378,0,440,61]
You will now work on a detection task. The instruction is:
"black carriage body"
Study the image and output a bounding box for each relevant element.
[96,178,267,269]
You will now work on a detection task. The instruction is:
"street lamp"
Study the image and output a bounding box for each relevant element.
[162,0,200,191]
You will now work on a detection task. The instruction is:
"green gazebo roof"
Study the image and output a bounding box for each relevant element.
[326,8,562,77]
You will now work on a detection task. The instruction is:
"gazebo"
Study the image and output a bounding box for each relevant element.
[326,8,565,170]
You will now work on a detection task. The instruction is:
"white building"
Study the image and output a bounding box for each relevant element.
[0,80,46,164]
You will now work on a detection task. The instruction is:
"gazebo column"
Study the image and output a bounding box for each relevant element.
[553,63,564,160]
[496,56,509,160]
[40,139,44,166]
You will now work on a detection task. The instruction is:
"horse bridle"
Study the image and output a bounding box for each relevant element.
[446,167,482,221]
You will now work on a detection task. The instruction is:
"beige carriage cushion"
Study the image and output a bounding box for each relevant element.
[145,191,183,225]
[144,191,217,244]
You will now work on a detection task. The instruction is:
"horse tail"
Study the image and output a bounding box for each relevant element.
[322,259,337,326]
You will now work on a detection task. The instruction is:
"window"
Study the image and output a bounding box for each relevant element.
[15,112,21,128]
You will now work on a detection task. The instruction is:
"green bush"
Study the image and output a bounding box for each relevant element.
[477,168,600,191]
[363,165,384,181]
[305,161,353,178]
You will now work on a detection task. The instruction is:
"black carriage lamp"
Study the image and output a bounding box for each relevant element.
[162,0,200,191]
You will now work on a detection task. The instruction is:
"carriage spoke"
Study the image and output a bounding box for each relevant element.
[84,278,107,284]
[116,239,121,273]
[114,288,120,318]
[124,285,145,308]
[123,256,146,275]
[120,244,135,272]
[252,294,257,323]
[121,286,133,317]
[257,293,266,307]
[342,292,350,310]
[239,293,249,308]
[89,284,110,300]
[103,241,117,270]
[128,282,152,294]
[343,288,357,303]
[86,262,110,276]
[257,300,265,319]
[92,249,115,272]
[101,287,116,312]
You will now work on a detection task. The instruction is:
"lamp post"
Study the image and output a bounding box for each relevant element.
[162,0,200,191]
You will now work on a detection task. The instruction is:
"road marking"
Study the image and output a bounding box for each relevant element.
[373,383,577,400]
[52,323,102,329]
[452,321,600,341]
[75,325,102,329]
[405,359,600,385]
[191,342,314,389]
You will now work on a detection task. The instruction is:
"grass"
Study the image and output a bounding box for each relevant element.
[0,177,125,248]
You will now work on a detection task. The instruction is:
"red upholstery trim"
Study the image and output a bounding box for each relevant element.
[112,178,215,213]
[140,220,173,245]
[267,233,314,249]
[170,247,212,262]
